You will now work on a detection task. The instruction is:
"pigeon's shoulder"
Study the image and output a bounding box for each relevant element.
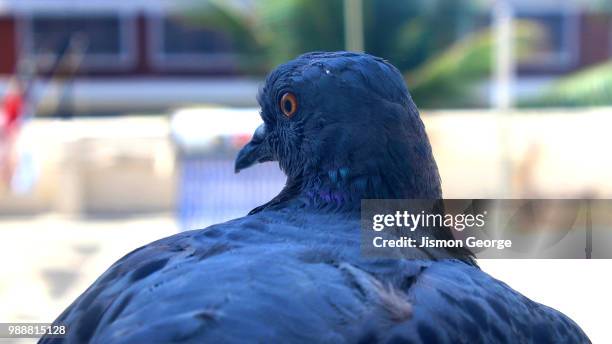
[38,215,269,344]
[39,212,357,343]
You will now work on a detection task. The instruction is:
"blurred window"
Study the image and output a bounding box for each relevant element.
[21,13,136,71]
[516,10,579,69]
[148,15,238,71]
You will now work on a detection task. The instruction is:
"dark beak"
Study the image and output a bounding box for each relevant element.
[235,123,273,173]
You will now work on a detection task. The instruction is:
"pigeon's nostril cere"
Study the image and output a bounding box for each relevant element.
[252,123,267,143]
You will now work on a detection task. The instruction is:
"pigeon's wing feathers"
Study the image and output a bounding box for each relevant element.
[39,214,361,343]
[380,262,590,343]
[41,213,589,343]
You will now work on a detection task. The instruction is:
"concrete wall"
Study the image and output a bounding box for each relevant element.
[0,116,175,216]
[0,108,610,216]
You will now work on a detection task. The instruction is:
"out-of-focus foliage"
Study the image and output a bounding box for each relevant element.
[187,0,492,106]
[524,62,612,108]
[363,0,480,73]
[188,0,483,72]
[257,0,345,66]
[185,0,346,70]
[184,0,587,109]
[407,21,544,108]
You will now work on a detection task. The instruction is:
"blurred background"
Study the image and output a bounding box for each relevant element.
[0,0,611,342]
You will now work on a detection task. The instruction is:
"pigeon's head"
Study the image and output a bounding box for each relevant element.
[236,51,441,202]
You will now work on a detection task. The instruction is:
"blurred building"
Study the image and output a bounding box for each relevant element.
[0,0,611,112]
[0,0,260,114]
[498,0,612,99]
[510,0,609,74]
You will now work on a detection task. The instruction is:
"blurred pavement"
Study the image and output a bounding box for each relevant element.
[0,213,177,343]
[0,214,610,343]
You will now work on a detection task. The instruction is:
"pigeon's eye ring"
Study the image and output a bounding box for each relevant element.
[280,92,298,118]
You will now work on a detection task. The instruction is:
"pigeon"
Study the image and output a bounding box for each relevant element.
[41,51,589,343]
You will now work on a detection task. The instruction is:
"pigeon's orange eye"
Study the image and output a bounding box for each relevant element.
[280,92,298,118]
